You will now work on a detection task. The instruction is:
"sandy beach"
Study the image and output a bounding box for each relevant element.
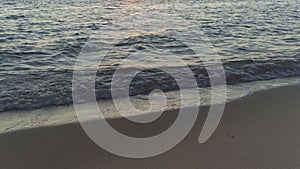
[0,85,300,169]
[1,0,300,168]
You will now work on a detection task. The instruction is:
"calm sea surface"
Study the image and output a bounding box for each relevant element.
[0,0,300,112]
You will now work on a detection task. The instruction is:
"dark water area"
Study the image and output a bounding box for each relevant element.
[0,0,300,112]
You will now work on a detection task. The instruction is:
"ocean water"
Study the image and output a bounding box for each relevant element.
[0,0,300,115]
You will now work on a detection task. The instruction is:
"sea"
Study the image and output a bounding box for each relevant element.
[0,0,299,133]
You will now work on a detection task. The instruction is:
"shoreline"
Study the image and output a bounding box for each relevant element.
[1,84,300,168]
[1,76,300,134]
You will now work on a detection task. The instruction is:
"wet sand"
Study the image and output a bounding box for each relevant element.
[0,85,300,169]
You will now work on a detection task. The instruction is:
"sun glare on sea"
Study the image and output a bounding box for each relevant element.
[126,0,143,3]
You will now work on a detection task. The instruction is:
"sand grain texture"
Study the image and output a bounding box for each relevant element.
[0,85,300,169]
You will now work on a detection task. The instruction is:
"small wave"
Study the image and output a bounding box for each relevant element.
[1,59,300,112]
[5,15,26,20]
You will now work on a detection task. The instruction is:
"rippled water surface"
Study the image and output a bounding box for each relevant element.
[0,0,300,112]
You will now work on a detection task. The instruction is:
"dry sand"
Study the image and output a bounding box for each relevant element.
[0,85,300,169]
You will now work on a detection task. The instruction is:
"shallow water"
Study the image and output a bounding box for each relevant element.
[0,0,300,112]
[1,77,300,134]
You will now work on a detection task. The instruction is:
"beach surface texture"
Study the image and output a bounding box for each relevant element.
[0,85,300,169]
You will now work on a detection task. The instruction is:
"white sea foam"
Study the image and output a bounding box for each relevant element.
[1,77,299,134]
